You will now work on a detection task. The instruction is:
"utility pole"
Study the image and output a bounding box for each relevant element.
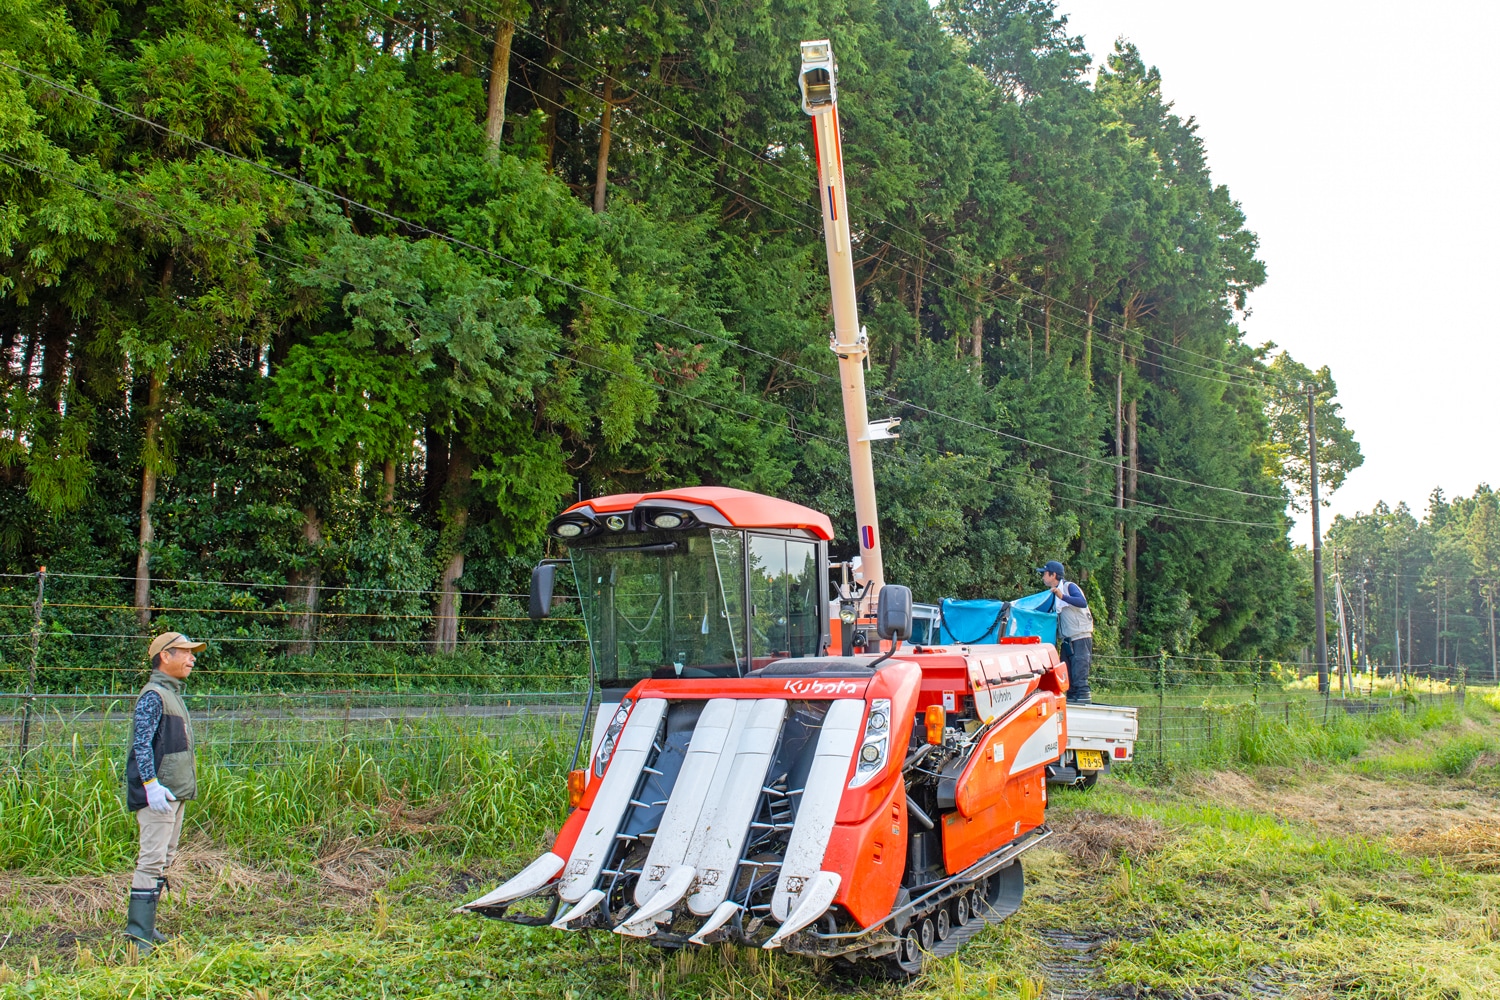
[1308,388,1328,694]
[1361,574,1371,696]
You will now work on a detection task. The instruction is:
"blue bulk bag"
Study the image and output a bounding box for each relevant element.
[937,599,1008,645]
[1003,590,1059,646]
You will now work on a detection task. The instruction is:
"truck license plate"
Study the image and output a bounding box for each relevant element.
[1075,750,1104,770]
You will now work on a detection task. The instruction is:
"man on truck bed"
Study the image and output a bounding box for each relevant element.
[1038,561,1093,705]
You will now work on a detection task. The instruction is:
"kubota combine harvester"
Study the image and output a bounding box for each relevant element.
[461,40,1137,974]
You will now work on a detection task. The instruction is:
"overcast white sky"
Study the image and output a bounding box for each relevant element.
[1055,0,1500,540]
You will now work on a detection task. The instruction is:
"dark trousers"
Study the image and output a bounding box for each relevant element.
[1061,636,1092,703]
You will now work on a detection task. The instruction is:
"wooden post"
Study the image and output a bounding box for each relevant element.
[19,567,45,761]
[1308,389,1328,695]
[1156,649,1166,769]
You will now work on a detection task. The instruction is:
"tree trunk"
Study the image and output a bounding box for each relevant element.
[134,373,163,627]
[18,321,38,391]
[485,16,515,153]
[459,9,477,75]
[0,301,16,395]
[288,505,322,655]
[911,252,925,329]
[424,423,449,519]
[433,441,474,654]
[971,313,983,364]
[1125,396,1139,639]
[1043,302,1050,357]
[1082,301,1095,383]
[541,69,560,169]
[593,75,615,213]
[1111,366,1124,626]
[39,304,71,413]
[383,458,397,512]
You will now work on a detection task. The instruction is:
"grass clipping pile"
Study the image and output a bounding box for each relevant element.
[1049,809,1169,869]
[1399,822,1500,872]
[0,846,284,924]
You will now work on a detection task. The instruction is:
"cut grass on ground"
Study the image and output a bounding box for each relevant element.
[3,698,1499,998]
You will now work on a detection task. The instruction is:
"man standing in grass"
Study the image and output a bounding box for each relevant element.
[123,631,205,953]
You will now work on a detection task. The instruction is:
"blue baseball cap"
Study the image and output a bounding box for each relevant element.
[1036,560,1065,577]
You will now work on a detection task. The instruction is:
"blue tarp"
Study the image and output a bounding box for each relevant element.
[937,591,1060,646]
[937,599,1008,645]
[1003,590,1059,646]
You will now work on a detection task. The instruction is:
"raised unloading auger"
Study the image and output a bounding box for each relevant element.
[799,39,896,614]
[454,37,1131,978]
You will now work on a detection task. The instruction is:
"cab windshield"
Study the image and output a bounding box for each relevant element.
[571,528,822,686]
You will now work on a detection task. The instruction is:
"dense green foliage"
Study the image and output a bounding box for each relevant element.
[0,0,1364,679]
[1327,485,1500,678]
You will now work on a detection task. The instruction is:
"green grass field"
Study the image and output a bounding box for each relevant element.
[2,693,1498,998]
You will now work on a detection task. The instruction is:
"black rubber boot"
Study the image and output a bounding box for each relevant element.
[151,877,171,943]
[124,887,160,954]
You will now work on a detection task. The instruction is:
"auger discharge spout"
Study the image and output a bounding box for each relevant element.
[800,39,889,612]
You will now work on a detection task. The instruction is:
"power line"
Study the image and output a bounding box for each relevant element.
[295,17,1290,502]
[439,0,1298,396]
[1,64,1280,527]
[382,4,1291,495]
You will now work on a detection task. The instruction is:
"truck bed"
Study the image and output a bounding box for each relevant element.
[1060,702,1138,779]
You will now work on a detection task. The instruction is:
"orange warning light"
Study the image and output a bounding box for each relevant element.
[924,705,946,745]
[566,769,587,809]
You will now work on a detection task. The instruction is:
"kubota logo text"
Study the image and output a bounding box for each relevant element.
[783,679,860,695]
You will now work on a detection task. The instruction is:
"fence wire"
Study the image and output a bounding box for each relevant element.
[0,570,1477,773]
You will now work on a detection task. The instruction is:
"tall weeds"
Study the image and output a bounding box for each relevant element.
[0,721,573,875]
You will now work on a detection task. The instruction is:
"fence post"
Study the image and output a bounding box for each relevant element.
[1457,664,1465,708]
[18,566,46,762]
[1157,648,1167,769]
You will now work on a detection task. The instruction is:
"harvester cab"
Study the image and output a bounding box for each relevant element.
[460,40,1077,975]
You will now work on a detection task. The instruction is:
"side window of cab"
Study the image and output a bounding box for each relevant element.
[749,536,819,660]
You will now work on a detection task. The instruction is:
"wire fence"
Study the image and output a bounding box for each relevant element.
[0,570,1479,774]
[0,689,584,773]
[2,670,1472,776]
[1087,653,1471,775]
[0,569,592,697]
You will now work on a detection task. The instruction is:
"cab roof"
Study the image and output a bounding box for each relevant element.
[565,487,834,541]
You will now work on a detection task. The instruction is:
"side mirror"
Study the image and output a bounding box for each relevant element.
[529,563,557,620]
[875,584,913,642]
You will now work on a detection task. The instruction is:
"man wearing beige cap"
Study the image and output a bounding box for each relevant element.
[123,631,205,953]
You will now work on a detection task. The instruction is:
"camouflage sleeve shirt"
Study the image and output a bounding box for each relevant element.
[132,690,163,783]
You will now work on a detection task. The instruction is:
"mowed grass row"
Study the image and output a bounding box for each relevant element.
[0,693,1496,998]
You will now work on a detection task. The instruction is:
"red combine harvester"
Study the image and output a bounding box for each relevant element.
[461,40,1134,974]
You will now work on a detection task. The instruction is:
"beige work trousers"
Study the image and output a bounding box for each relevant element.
[132,800,186,890]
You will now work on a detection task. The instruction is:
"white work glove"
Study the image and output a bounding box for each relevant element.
[144,779,177,814]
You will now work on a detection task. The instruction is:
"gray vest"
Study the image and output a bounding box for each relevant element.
[126,671,197,807]
[1056,585,1095,640]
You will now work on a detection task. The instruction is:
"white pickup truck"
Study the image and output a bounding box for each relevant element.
[1054,702,1139,788]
